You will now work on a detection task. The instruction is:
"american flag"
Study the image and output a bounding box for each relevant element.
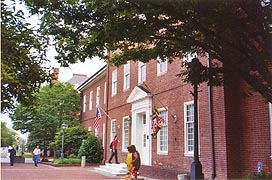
[93,107,101,130]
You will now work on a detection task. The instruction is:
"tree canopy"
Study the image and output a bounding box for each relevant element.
[1,1,52,112]
[21,0,272,102]
[1,121,17,147]
[10,82,81,147]
[54,126,88,157]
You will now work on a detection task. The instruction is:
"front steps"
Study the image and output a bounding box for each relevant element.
[94,163,127,176]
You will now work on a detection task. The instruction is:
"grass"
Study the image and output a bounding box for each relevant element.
[52,158,81,164]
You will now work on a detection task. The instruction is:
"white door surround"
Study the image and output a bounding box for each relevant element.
[127,86,152,166]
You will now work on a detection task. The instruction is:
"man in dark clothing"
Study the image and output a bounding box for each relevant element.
[8,147,16,166]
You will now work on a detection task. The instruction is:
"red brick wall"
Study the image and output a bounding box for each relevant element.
[238,81,272,176]
[79,57,272,179]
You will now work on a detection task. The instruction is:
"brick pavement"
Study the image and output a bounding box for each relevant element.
[1,163,120,180]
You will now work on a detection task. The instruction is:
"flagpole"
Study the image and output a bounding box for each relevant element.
[97,104,113,121]
[143,82,168,112]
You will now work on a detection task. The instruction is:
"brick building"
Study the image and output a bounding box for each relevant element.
[78,55,272,179]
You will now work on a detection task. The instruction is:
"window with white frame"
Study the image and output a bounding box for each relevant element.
[104,82,107,104]
[89,91,93,111]
[112,69,117,96]
[184,52,197,62]
[122,117,130,151]
[83,95,87,112]
[124,62,130,91]
[158,109,168,154]
[269,102,272,159]
[138,62,146,84]
[111,120,117,141]
[96,86,100,105]
[157,57,167,76]
[184,101,194,156]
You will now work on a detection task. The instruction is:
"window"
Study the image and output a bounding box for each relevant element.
[138,62,146,84]
[124,62,130,91]
[112,69,117,96]
[184,101,194,156]
[96,86,100,105]
[83,95,87,112]
[157,57,167,76]
[111,120,117,141]
[158,109,168,154]
[184,52,197,62]
[122,117,130,151]
[89,91,93,111]
[104,82,107,104]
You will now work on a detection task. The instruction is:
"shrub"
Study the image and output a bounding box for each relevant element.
[243,172,272,179]
[52,158,81,164]
[68,154,76,159]
[77,134,103,164]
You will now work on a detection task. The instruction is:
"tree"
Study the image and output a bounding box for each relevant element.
[10,82,81,150]
[22,0,272,102]
[1,1,51,112]
[78,134,104,163]
[1,122,17,147]
[54,126,89,157]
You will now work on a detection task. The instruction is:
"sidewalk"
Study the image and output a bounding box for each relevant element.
[1,157,161,180]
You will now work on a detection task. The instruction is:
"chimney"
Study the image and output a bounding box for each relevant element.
[52,68,59,83]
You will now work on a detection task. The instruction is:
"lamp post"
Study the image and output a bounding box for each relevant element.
[187,58,204,179]
[61,122,66,160]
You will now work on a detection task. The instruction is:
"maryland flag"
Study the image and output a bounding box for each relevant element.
[151,107,165,138]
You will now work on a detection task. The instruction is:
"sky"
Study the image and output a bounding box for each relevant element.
[1,0,106,138]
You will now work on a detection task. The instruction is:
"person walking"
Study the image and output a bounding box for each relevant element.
[8,146,16,166]
[108,135,120,164]
[32,145,41,166]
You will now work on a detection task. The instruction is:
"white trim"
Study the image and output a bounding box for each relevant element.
[110,119,117,142]
[122,116,130,152]
[129,95,152,166]
[89,91,93,111]
[83,95,87,112]
[96,86,100,105]
[123,62,130,91]
[138,62,146,84]
[184,101,194,157]
[104,82,107,104]
[103,123,105,149]
[112,69,117,96]
[156,107,168,155]
[157,57,168,76]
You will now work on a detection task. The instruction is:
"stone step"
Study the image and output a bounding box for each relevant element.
[94,163,127,176]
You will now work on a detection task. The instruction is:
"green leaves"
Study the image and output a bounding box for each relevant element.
[10,82,81,147]
[1,122,17,147]
[78,134,103,163]
[1,1,51,112]
[17,0,272,102]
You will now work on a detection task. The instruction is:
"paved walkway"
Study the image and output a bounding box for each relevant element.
[1,157,159,180]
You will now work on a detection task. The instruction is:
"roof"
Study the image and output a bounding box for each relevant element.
[77,65,107,91]
[67,74,88,89]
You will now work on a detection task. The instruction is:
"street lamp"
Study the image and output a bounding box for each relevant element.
[61,122,66,160]
[187,58,205,179]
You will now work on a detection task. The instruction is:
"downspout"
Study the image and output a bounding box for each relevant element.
[208,53,216,180]
[103,53,110,164]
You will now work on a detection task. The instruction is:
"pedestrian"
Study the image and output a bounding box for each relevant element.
[32,145,41,166]
[8,146,16,166]
[108,135,120,164]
